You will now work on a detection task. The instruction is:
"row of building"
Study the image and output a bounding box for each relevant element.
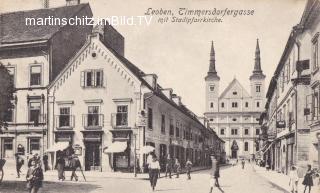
[259,0,320,175]
[0,1,225,172]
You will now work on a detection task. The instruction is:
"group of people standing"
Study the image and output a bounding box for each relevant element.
[289,164,318,193]
[146,152,193,191]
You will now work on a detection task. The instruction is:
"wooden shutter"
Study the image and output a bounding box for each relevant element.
[91,70,95,86]
[80,71,85,87]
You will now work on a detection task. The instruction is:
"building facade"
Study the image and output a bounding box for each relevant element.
[47,26,225,172]
[259,0,320,175]
[204,41,265,159]
[0,3,92,170]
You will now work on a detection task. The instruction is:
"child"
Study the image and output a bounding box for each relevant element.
[289,166,299,193]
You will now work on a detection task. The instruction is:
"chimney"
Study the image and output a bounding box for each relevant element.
[43,0,49,8]
[172,94,181,106]
[66,0,80,6]
[142,74,158,90]
[161,88,173,100]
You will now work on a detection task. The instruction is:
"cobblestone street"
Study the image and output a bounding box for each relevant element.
[0,163,291,193]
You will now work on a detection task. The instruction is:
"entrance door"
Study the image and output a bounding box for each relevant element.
[85,142,100,171]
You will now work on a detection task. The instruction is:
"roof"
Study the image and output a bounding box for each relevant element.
[219,78,250,99]
[0,3,90,44]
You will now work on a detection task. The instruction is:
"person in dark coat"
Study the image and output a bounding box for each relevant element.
[165,154,173,178]
[28,153,40,168]
[185,158,192,180]
[56,156,65,181]
[43,154,49,172]
[26,160,44,193]
[70,154,81,181]
[209,155,221,193]
[241,158,245,169]
[15,153,24,178]
[302,164,314,193]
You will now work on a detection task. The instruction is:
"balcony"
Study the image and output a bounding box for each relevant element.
[111,113,130,129]
[82,114,104,130]
[55,115,75,130]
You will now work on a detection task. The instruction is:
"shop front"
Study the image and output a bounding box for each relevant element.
[81,130,103,171]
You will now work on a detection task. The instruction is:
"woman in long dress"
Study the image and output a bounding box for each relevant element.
[56,156,65,181]
[302,164,314,193]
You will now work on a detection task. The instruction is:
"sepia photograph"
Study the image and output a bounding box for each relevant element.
[0,0,319,192]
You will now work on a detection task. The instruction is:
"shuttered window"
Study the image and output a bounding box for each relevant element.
[81,70,104,87]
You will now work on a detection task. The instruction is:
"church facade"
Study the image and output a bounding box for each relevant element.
[204,40,266,159]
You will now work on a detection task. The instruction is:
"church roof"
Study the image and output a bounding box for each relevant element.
[205,41,220,81]
[219,78,250,99]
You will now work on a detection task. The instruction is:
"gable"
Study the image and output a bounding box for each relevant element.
[219,79,250,99]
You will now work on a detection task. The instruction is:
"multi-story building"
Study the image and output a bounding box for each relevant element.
[204,41,265,159]
[0,2,92,169]
[295,0,320,170]
[46,25,224,172]
[260,0,318,175]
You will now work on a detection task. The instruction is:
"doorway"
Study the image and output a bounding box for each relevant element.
[231,150,238,159]
[85,142,100,171]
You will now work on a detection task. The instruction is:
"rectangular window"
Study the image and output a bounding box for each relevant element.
[116,105,128,126]
[30,66,42,86]
[256,85,261,93]
[169,119,174,136]
[210,102,214,108]
[257,102,260,108]
[88,106,99,126]
[29,138,40,152]
[176,122,180,138]
[244,142,249,151]
[244,128,249,135]
[3,138,13,158]
[29,102,41,123]
[7,67,15,86]
[256,129,260,135]
[220,128,225,135]
[245,102,249,108]
[161,114,165,134]
[312,35,319,71]
[232,102,238,108]
[221,102,224,108]
[81,70,104,87]
[148,108,153,130]
[59,107,70,127]
[231,128,238,135]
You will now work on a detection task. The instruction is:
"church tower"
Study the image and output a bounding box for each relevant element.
[205,41,220,112]
[250,39,266,111]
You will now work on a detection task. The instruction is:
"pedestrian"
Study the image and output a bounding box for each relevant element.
[209,155,221,193]
[26,160,44,193]
[165,154,172,178]
[174,158,181,178]
[70,154,81,181]
[56,156,65,181]
[147,151,154,179]
[241,158,245,169]
[289,166,299,193]
[43,154,49,172]
[185,158,192,180]
[302,164,314,193]
[15,153,24,178]
[148,154,160,191]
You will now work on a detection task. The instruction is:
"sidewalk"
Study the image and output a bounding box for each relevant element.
[2,165,214,182]
[253,164,320,193]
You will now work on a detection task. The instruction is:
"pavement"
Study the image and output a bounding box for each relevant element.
[0,162,302,193]
[253,164,320,193]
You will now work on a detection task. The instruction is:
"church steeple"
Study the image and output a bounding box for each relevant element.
[205,41,220,81]
[250,39,265,80]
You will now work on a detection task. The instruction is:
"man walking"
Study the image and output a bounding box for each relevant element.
[174,158,181,178]
[209,155,221,193]
[165,154,172,178]
[185,158,192,180]
[148,154,160,191]
[15,153,24,178]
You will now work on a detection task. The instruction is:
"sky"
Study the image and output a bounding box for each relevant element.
[0,0,307,116]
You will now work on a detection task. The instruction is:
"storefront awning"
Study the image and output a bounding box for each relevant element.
[45,142,69,152]
[103,141,127,153]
